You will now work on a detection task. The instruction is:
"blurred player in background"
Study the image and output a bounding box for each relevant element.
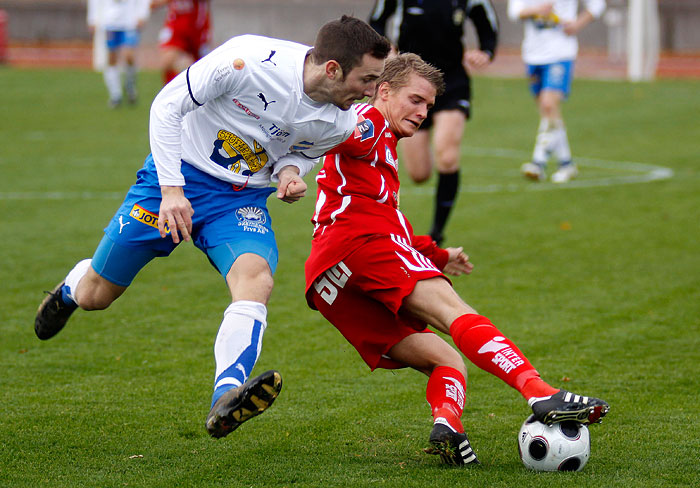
[87,0,151,107]
[35,16,390,439]
[508,0,606,183]
[305,53,609,466]
[370,0,498,245]
[151,0,212,84]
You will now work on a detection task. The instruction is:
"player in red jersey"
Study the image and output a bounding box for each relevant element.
[152,0,211,84]
[305,53,609,466]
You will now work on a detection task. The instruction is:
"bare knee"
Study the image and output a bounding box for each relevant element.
[226,254,274,304]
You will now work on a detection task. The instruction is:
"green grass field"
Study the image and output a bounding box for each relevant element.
[1,68,698,487]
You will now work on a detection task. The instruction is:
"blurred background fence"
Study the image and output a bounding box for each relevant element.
[0,0,698,78]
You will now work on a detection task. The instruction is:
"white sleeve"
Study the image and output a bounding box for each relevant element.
[148,43,245,186]
[87,0,100,27]
[583,0,606,18]
[507,0,526,22]
[270,153,318,182]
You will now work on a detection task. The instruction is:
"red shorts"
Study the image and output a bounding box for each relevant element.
[307,234,447,370]
[159,16,211,59]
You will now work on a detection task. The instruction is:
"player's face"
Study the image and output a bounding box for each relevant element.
[332,54,385,110]
[382,74,436,139]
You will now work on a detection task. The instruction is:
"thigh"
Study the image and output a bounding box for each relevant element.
[105,30,124,51]
[541,61,574,98]
[103,156,179,256]
[194,187,278,278]
[310,266,433,371]
[399,130,433,182]
[388,332,466,376]
[431,110,466,172]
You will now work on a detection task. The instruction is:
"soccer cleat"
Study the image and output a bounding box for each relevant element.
[35,281,77,340]
[551,163,578,183]
[424,421,480,466]
[205,370,283,439]
[521,162,546,181]
[529,389,609,425]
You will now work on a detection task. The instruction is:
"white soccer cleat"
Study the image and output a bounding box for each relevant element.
[551,164,578,183]
[521,162,546,181]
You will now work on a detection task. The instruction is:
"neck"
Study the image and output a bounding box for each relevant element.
[302,56,333,104]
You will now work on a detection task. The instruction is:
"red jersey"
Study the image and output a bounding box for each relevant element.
[305,103,448,291]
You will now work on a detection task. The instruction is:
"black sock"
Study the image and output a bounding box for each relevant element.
[430,171,460,244]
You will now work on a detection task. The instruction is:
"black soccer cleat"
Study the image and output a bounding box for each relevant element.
[35,281,77,340]
[529,389,609,425]
[424,422,479,466]
[205,370,283,439]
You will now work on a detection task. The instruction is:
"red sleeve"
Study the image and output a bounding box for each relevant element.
[412,235,449,270]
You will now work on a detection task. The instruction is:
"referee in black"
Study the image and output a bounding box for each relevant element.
[370,0,499,245]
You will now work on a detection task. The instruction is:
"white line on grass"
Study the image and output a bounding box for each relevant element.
[0,148,674,200]
[405,147,674,194]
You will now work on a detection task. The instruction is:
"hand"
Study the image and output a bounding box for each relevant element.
[464,50,492,70]
[276,166,307,203]
[442,247,474,276]
[159,186,194,243]
[533,2,554,17]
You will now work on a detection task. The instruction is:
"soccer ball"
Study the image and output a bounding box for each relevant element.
[518,415,590,471]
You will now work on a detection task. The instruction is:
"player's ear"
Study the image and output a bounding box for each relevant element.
[377,81,391,101]
[325,60,342,80]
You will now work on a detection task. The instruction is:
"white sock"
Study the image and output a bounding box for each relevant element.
[64,259,92,304]
[213,301,268,392]
[103,65,122,101]
[552,121,572,164]
[532,117,554,165]
[124,64,137,96]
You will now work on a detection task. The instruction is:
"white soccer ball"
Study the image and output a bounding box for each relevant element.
[518,415,590,471]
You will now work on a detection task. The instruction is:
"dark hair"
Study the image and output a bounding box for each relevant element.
[310,15,391,77]
[371,53,445,100]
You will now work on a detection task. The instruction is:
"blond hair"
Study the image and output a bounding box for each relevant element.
[370,53,445,102]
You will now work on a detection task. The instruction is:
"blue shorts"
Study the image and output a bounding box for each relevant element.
[95,155,277,286]
[527,60,574,98]
[106,30,141,51]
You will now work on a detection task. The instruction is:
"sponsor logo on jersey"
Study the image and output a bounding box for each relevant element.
[213,64,233,83]
[211,130,269,174]
[290,140,315,151]
[235,206,269,234]
[232,98,260,119]
[385,145,398,170]
[129,204,170,234]
[353,116,374,142]
[257,92,276,111]
[261,50,277,66]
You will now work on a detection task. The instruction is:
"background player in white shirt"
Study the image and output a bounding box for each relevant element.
[35,16,391,439]
[508,0,605,182]
[87,0,151,107]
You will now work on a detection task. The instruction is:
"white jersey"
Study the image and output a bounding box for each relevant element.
[508,0,605,65]
[149,34,357,188]
[87,0,151,31]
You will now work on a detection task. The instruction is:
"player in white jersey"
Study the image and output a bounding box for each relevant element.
[508,0,605,182]
[35,16,391,439]
[87,0,151,107]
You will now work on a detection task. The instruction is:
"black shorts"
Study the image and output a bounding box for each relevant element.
[422,65,471,130]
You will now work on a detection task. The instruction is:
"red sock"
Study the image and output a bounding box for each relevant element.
[426,366,466,433]
[450,314,558,400]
